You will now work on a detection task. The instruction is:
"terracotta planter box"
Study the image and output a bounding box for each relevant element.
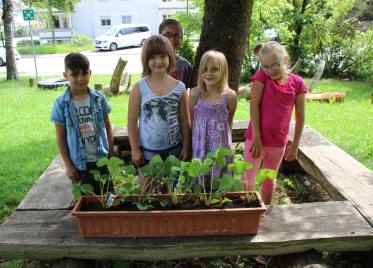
[71,192,266,238]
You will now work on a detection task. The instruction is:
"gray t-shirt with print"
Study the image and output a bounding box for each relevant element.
[73,96,97,162]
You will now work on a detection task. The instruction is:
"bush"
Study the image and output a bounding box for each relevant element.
[17,39,41,47]
[177,38,195,65]
[72,34,92,46]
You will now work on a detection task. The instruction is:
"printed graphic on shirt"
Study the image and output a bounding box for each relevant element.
[74,97,97,162]
[142,92,181,147]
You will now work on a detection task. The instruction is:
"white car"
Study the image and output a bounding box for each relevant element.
[0,47,21,66]
[95,24,151,51]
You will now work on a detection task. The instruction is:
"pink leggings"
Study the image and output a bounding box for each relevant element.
[243,139,286,197]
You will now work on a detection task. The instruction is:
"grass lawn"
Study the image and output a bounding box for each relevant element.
[0,75,372,222]
[17,43,95,55]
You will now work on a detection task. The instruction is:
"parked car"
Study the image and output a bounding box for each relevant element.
[95,24,151,51]
[0,47,21,66]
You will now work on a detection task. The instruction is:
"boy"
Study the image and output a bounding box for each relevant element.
[159,19,193,89]
[51,52,113,193]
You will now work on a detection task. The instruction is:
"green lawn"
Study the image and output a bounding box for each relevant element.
[0,75,372,222]
[17,43,95,55]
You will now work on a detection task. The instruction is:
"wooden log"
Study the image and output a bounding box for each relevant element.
[110,58,128,95]
[305,92,345,103]
[94,83,103,91]
[0,202,372,260]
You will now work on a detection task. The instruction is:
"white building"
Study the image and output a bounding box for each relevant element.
[72,0,190,38]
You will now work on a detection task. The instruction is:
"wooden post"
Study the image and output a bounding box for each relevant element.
[94,83,103,91]
[29,78,36,87]
[110,58,128,95]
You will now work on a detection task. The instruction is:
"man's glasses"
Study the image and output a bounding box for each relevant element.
[261,59,283,71]
[162,32,182,40]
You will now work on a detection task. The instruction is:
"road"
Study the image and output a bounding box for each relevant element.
[0,47,142,76]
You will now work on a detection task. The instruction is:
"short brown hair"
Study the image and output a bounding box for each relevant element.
[141,35,176,76]
[198,50,229,92]
[159,19,183,35]
[64,52,90,74]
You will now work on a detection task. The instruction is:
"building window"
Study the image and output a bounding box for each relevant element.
[162,14,172,21]
[122,15,132,24]
[101,16,111,26]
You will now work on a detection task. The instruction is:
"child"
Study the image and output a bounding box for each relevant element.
[189,50,237,160]
[243,41,308,205]
[127,35,190,168]
[50,52,114,194]
[159,19,193,89]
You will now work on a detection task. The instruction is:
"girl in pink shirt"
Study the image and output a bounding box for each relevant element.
[243,41,308,205]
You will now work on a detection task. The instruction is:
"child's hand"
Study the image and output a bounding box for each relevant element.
[66,164,79,181]
[250,137,262,158]
[179,146,190,161]
[284,144,298,161]
[132,148,144,167]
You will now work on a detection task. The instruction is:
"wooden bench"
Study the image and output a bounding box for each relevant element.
[0,121,372,260]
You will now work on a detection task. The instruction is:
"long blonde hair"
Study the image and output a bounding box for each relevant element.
[197,50,229,92]
[141,35,176,76]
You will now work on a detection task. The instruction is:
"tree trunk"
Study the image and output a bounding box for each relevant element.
[2,0,19,80]
[47,3,56,46]
[192,0,254,92]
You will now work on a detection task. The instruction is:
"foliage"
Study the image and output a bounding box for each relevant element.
[72,33,93,46]
[72,156,126,208]
[16,43,94,55]
[173,0,204,37]
[177,37,195,65]
[16,40,41,47]
[241,0,372,80]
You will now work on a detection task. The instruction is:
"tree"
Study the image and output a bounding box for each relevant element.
[193,0,254,91]
[22,0,80,46]
[2,0,19,80]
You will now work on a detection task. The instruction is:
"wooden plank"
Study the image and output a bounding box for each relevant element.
[17,155,73,210]
[0,201,372,260]
[289,123,373,226]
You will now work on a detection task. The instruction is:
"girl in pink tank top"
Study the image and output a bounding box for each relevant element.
[244,41,308,205]
[189,50,237,160]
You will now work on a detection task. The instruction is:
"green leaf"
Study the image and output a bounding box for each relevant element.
[96,157,109,167]
[71,183,82,200]
[209,198,220,205]
[221,197,232,205]
[216,156,227,169]
[90,170,102,181]
[232,179,244,192]
[267,169,277,180]
[159,199,169,207]
[124,165,137,175]
[188,158,202,177]
[220,174,234,189]
[136,202,154,211]
[81,183,94,194]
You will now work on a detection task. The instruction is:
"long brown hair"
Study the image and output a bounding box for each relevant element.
[141,35,176,76]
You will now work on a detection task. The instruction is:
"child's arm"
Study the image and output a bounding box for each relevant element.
[179,89,191,160]
[127,83,144,167]
[250,80,265,158]
[227,89,237,127]
[188,87,199,127]
[104,115,114,156]
[55,124,79,180]
[284,93,305,161]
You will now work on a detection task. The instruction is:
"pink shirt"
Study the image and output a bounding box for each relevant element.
[245,69,308,147]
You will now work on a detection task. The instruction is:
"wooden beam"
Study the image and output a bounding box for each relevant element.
[0,202,372,260]
[17,155,73,210]
[289,123,373,226]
